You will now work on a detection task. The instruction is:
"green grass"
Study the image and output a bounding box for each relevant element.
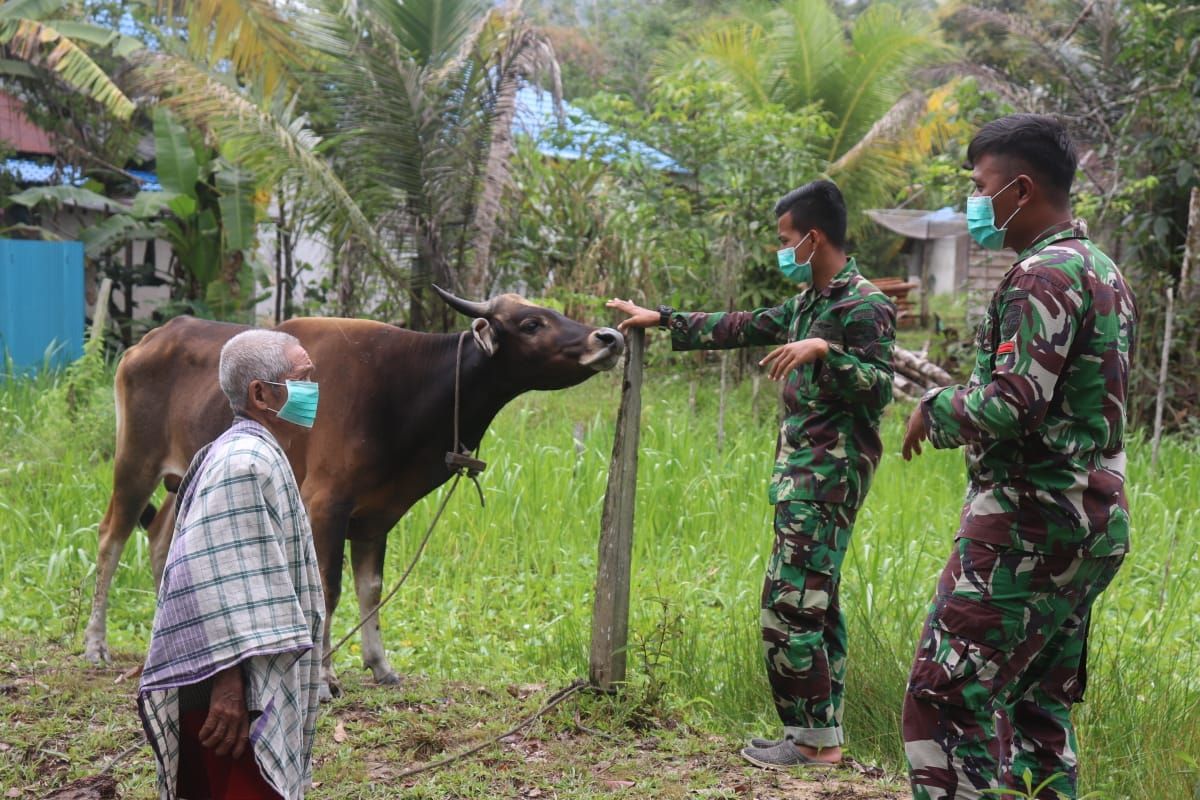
[1,359,1198,798]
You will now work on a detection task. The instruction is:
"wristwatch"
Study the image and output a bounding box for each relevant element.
[656,305,674,328]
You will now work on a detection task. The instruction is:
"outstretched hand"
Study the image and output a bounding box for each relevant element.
[759,338,829,381]
[606,298,659,334]
[901,405,928,461]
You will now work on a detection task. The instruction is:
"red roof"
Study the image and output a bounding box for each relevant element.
[0,93,55,156]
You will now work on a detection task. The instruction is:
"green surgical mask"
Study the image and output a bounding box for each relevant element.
[777,233,813,285]
[966,177,1021,250]
[264,379,319,428]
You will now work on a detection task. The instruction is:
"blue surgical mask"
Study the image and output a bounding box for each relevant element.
[966,177,1021,250]
[264,379,319,428]
[777,233,813,284]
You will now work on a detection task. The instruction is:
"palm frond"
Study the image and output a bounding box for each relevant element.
[770,0,844,109]
[0,0,69,23]
[0,18,135,118]
[156,0,313,96]
[824,3,946,160]
[131,51,405,281]
[827,89,928,177]
[682,23,773,106]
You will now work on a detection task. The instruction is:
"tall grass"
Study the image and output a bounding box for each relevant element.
[1,361,1197,798]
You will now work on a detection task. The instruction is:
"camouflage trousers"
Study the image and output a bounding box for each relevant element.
[761,500,858,748]
[902,537,1123,799]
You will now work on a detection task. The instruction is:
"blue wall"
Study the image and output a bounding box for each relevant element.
[0,240,85,373]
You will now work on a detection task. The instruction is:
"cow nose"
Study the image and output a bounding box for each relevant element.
[593,328,624,351]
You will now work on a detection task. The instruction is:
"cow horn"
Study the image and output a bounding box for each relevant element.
[432,284,493,318]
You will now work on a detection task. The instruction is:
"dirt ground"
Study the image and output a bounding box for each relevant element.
[0,639,907,799]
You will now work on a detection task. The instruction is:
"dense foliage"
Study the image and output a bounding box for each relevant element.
[1,0,1196,425]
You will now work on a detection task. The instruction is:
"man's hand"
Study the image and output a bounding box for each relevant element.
[759,338,829,381]
[606,298,659,334]
[902,405,929,461]
[198,664,249,759]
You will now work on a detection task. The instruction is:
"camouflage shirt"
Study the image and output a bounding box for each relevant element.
[920,225,1137,557]
[669,258,896,508]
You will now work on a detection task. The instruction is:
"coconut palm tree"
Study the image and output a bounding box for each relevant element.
[131,0,560,328]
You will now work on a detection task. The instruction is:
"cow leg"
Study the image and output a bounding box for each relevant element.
[308,497,353,701]
[349,523,401,685]
[147,496,177,590]
[84,464,160,664]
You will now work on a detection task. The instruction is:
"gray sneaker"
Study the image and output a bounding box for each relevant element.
[747,736,784,748]
[739,740,834,771]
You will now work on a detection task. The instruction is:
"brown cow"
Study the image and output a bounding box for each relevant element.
[83,288,624,696]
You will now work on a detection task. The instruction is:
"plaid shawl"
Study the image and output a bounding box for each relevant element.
[138,418,325,800]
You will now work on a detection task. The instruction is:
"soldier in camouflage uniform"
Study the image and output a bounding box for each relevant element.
[901,115,1137,799]
[608,180,896,768]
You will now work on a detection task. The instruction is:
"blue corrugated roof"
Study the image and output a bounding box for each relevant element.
[125,169,162,192]
[3,87,673,198]
[2,158,161,191]
[3,159,85,187]
[515,86,684,173]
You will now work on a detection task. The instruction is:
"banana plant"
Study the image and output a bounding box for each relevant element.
[0,0,140,119]
[7,107,263,321]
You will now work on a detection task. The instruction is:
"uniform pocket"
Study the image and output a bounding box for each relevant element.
[772,502,850,576]
[907,594,1024,710]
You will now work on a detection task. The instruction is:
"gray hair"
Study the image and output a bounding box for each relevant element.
[219,329,302,413]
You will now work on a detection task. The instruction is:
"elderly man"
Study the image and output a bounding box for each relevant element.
[138,329,325,800]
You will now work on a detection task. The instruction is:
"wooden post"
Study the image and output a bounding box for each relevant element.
[589,327,645,691]
[90,277,113,346]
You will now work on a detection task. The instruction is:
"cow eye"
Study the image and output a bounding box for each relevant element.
[519,318,542,333]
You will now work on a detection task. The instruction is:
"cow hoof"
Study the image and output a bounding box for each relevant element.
[83,641,110,666]
[374,671,403,686]
[319,680,342,703]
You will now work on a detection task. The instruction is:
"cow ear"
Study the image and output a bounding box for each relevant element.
[471,317,499,356]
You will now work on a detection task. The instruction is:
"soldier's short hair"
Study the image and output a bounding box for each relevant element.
[966,114,1078,201]
[774,180,848,249]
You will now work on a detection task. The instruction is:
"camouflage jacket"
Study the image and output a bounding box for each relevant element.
[669,258,896,508]
[920,225,1137,557]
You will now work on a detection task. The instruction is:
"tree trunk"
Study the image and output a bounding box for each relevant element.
[466,69,520,299]
[717,352,728,453]
[121,242,135,348]
[337,240,358,317]
[1151,286,1175,471]
[1181,187,1200,374]
[274,190,286,325]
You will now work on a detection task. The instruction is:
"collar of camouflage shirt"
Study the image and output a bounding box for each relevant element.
[1015,221,1088,262]
[815,257,858,298]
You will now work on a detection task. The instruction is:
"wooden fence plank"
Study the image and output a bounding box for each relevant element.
[589,327,645,691]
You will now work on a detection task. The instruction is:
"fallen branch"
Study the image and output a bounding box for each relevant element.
[394,679,588,781]
[893,346,953,387]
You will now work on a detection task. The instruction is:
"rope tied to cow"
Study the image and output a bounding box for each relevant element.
[330,329,490,656]
[445,329,487,506]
